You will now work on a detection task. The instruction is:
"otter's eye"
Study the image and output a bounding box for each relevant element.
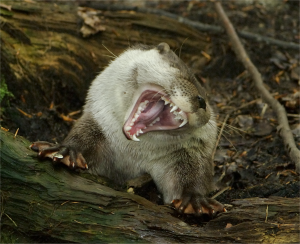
[197,96,206,110]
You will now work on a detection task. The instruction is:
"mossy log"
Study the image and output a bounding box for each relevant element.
[1,130,300,243]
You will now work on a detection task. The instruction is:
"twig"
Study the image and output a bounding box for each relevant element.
[236,30,299,50]
[84,3,299,50]
[214,1,300,173]
[212,186,230,199]
[265,205,268,223]
[4,213,18,227]
[14,128,19,139]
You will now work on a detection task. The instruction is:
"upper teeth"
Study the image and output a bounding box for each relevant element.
[125,96,188,141]
[170,105,178,113]
[161,96,170,105]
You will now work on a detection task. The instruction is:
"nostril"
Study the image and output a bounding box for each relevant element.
[197,96,206,111]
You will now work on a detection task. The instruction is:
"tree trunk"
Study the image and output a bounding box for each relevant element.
[1,130,299,243]
[1,1,299,243]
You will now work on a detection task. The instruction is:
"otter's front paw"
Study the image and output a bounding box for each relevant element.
[30,141,88,169]
[172,194,226,216]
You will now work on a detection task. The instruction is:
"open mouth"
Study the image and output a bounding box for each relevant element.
[123,90,188,141]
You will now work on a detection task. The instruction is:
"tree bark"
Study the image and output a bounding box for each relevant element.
[1,129,300,243]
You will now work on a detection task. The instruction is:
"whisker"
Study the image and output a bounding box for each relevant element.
[212,114,229,159]
[224,123,246,134]
[221,133,237,152]
[179,37,188,59]
[215,127,233,136]
[149,88,173,101]
[102,44,117,58]
[102,54,116,59]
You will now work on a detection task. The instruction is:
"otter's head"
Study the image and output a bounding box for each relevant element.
[118,43,212,141]
[88,43,213,142]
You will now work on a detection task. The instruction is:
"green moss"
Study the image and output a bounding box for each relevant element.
[0,9,14,16]
[0,76,14,118]
[0,75,14,104]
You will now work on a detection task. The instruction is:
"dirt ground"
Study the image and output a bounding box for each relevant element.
[1,0,299,224]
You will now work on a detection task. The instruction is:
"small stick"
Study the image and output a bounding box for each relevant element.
[5,213,17,227]
[14,128,19,139]
[265,205,268,223]
[212,186,230,199]
[214,1,300,173]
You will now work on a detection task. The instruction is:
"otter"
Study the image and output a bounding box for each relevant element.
[31,43,225,215]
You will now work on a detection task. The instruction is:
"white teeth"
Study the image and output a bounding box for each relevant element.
[179,119,188,127]
[161,96,170,105]
[138,100,149,112]
[128,100,149,130]
[125,126,132,131]
[170,105,178,113]
[132,134,140,141]
[126,96,189,141]
[178,111,187,120]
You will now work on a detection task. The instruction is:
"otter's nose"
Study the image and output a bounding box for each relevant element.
[197,96,206,111]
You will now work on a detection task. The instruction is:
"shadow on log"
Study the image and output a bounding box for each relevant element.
[1,130,300,243]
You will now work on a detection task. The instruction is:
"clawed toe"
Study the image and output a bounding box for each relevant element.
[30,141,56,152]
[172,196,226,216]
[30,141,88,170]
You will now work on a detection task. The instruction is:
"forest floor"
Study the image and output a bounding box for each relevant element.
[1,0,299,225]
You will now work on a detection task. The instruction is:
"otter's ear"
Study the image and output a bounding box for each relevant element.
[157,42,170,54]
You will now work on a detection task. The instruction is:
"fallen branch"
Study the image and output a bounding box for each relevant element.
[214,1,300,173]
[1,130,299,243]
[83,2,299,50]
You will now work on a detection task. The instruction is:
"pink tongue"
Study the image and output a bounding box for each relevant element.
[138,100,165,123]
